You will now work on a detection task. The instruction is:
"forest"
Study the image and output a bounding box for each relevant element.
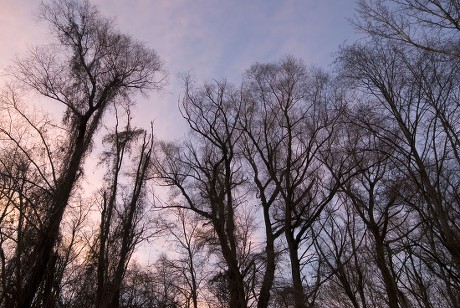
[0,0,459,307]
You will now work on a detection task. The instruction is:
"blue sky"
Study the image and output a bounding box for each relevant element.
[0,0,358,140]
[0,0,359,263]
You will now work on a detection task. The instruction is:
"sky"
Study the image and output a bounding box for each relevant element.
[0,0,360,263]
[0,0,359,141]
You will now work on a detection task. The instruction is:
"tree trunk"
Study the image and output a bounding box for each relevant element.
[257,206,277,308]
[18,121,90,308]
[285,228,307,308]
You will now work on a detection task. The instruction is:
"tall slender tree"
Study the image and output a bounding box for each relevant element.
[154,78,251,308]
[0,1,165,306]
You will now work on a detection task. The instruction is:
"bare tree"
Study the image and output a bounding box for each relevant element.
[356,0,460,58]
[161,208,209,308]
[0,0,165,306]
[338,37,460,307]
[153,77,253,308]
[93,109,155,308]
[241,57,344,308]
[339,106,412,308]
[313,198,370,308]
[115,259,182,308]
